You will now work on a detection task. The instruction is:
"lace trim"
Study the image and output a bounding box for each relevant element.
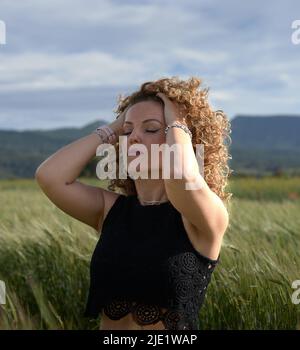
[103,299,191,330]
[165,251,218,329]
[100,252,218,330]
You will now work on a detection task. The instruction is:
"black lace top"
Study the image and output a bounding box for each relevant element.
[83,194,220,330]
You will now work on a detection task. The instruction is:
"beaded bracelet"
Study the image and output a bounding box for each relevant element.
[93,125,117,144]
[164,121,192,140]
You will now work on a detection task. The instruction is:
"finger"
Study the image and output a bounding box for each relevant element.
[157,93,171,106]
[156,92,166,100]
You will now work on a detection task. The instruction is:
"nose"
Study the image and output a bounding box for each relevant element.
[128,130,142,146]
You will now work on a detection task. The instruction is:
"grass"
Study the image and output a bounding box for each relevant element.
[0,176,300,329]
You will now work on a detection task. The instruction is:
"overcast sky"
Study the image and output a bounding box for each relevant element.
[0,0,299,131]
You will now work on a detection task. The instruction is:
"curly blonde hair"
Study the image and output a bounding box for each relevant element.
[107,76,233,210]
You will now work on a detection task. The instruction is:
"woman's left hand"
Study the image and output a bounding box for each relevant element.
[156,92,187,126]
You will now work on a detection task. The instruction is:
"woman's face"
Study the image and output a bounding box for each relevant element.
[121,100,167,178]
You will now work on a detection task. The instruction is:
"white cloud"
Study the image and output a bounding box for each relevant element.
[172,48,230,64]
[0,51,149,91]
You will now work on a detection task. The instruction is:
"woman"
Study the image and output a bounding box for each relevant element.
[35,76,233,330]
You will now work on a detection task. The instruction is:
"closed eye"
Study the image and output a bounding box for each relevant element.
[122,130,159,135]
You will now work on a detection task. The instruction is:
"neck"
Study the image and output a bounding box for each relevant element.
[134,178,169,205]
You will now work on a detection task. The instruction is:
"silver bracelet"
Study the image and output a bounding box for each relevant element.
[164,121,192,140]
[93,125,117,144]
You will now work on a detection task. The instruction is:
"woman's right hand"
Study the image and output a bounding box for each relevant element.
[109,105,131,137]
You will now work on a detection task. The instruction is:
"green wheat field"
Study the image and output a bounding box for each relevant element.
[0,176,300,330]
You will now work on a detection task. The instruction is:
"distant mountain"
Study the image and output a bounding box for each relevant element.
[230,115,300,150]
[0,115,299,179]
[0,119,105,179]
[229,115,300,175]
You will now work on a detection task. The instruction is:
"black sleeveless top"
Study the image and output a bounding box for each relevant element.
[83,194,220,330]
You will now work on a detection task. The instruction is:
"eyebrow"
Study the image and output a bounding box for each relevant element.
[123,119,163,125]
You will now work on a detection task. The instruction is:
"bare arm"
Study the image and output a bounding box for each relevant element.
[35,115,126,232]
[157,92,228,260]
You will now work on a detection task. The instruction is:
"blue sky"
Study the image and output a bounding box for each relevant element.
[0,0,299,130]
